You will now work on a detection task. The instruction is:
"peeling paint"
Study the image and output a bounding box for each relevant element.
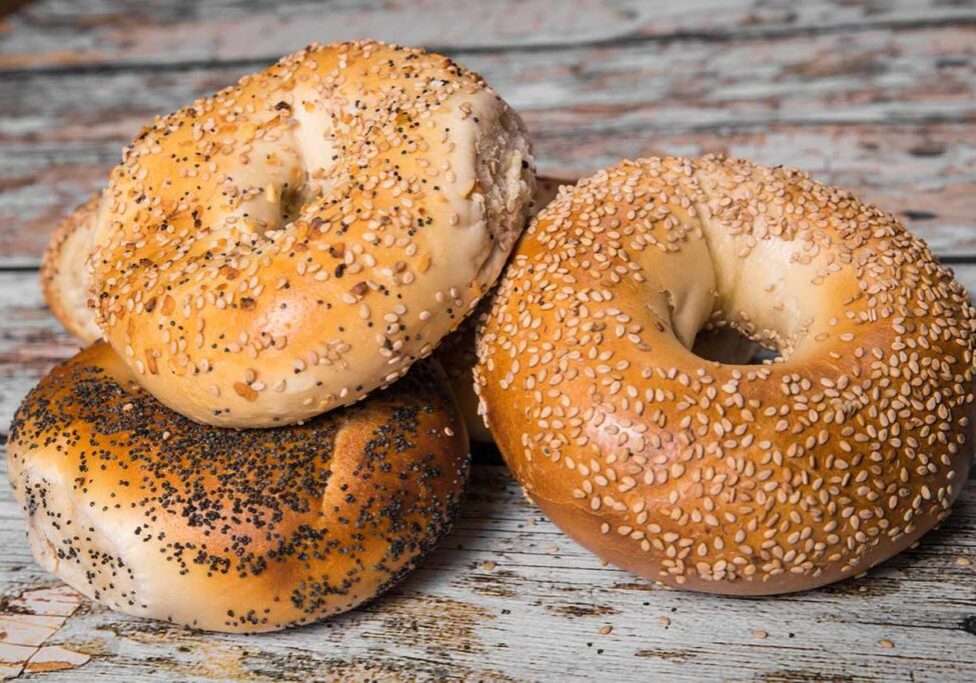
[0,584,89,679]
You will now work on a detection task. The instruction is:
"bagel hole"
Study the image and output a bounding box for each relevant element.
[691,326,781,365]
[278,181,307,227]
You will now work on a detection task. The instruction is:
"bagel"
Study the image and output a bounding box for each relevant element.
[46,175,572,442]
[7,341,468,632]
[474,155,976,594]
[437,174,577,443]
[40,192,103,344]
[87,40,535,427]
[444,298,763,445]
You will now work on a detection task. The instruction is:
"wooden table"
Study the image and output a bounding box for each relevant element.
[1,1,975,680]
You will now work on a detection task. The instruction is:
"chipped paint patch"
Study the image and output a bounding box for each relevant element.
[0,584,89,679]
[633,648,698,663]
[463,567,523,598]
[545,602,618,618]
[374,594,495,655]
[24,646,90,673]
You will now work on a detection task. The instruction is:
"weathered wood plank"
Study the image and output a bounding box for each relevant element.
[3,0,975,70]
[1,22,975,263]
[5,25,974,136]
[1,460,974,682]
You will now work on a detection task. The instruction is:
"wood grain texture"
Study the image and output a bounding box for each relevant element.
[1,20,975,263]
[2,0,976,679]
[2,0,974,70]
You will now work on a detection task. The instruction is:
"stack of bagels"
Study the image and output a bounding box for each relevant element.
[9,40,975,633]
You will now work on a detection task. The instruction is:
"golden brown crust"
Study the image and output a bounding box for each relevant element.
[40,175,573,429]
[89,40,535,427]
[7,342,469,632]
[475,155,976,594]
[40,193,103,343]
[437,174,578,443]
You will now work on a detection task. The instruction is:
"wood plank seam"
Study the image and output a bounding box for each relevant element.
[3,15,976,76]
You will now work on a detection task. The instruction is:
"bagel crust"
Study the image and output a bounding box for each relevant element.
[438,174,577,443]
[475,156,976,594]
[8,342,469,632]
[41,177,568,356]
[89,40,535,427]
[41,193,103,344]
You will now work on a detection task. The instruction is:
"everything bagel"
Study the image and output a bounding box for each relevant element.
[474,155,976,594]
[88,40,535,427]
[41,192,103,344]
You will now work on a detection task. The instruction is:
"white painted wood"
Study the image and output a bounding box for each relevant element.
[2,26,976,264]
[3,0,973,69]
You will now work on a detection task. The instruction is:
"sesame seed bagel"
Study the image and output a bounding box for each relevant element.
[89,40,535,427]
[437,174,577,443]
[7,341,469,632]
[41,175,561,359]
[474,155,976,595]
[41,192,104,344]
